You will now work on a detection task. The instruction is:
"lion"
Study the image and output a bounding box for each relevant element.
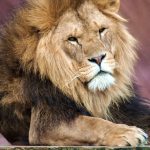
[0,0,150,146]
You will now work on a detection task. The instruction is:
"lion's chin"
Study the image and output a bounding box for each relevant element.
[88,73,115,92]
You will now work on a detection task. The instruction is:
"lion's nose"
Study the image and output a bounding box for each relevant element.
[88,54,106,65]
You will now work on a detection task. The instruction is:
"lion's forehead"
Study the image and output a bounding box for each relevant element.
[57,1,112,34]
[78,1,111,28]
[57,11,83,33]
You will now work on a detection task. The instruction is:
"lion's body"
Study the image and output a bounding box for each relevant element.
[0,0,150,146]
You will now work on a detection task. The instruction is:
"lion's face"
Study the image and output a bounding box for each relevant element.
[52,1,117,91]
[34,0,137,116]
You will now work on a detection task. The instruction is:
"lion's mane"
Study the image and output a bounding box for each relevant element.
[1,0,150,144]
[0,0,137,118]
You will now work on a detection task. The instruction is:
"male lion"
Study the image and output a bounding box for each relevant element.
[0,0,150,146]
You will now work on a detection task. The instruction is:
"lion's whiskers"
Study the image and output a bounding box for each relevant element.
[63,71,81,88]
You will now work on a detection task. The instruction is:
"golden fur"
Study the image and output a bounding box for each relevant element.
[1,0,137,117]
[24,0,137,117]
[1,0,150,146]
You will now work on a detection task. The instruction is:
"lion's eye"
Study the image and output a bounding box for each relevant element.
[68,37,78,42]
[99,27,106,34]
[68,37,79,45]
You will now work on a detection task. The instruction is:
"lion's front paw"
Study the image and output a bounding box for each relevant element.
[102,124,148,147]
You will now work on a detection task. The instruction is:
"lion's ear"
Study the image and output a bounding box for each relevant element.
[93,0,120,12]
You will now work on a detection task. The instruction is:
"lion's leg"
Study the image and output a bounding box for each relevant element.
[29,103,148,146]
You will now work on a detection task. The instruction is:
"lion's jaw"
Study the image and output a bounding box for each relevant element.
[35,0,137,117]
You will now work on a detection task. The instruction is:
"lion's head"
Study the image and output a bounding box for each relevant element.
[10,0,137,117]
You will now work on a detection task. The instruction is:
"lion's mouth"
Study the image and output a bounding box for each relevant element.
[89,70,113,83]
[87,70,115,91]
[98,70,112,76]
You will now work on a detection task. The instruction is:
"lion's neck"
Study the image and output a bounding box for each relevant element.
[60,78,133,118]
